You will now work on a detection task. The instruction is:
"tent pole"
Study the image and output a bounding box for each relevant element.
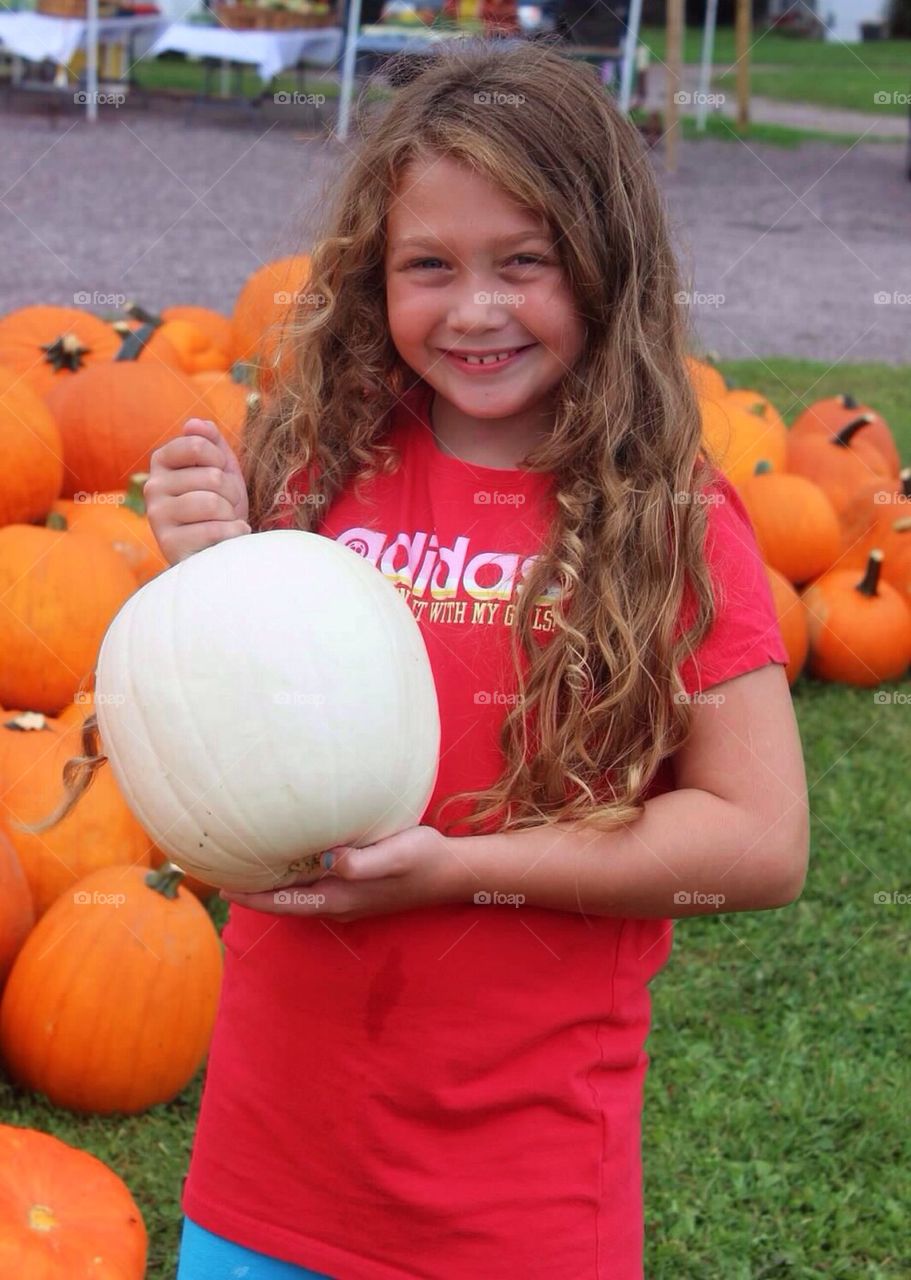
[617,0,644,114]
[695,0,718,132]
[86,0,98,121]
[336,0,363,142]
[665,0,683,171]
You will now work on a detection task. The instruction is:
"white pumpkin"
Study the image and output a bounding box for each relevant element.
[93,530,440,892]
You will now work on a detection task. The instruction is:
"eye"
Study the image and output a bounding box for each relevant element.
[508,254,546,266]
[406,258,447,270]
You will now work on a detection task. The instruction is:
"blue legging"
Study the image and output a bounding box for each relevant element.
[176,1216,335,1279]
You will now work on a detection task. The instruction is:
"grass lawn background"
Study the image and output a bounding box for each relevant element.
[639,26,911,116]
[3,357,909,1278]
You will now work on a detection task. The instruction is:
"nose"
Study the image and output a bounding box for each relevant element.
[447,282,512,334]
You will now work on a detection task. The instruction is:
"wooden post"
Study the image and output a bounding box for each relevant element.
[666,0,683,171]
[736,0,751,127]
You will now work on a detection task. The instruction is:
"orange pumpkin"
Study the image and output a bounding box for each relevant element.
[875,516,911,611]
[162,304,234,358]
[121,302,234,365]
[0,1125,147,1277]
[724,388,787,439]
[142,319,229,375]
[0,863,223,1114]
[791,395,900,477]
[0,820,34,987]
[44,361,201,496]
[801,550,911,686]
[0,305,120,400]
[764,565,808,685]
[0,366,64,528]
[0,519,136,715]
[231,253,312,370]
[190,370,258,451]
[786,422,892,526]
[50,476,167,585]
[685,356,727,403]
[700,396,788,487]
[738,460,841,585]
[0,709,153,917]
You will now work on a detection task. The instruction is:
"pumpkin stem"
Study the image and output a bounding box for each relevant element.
[900,468,911,500]
[892,517,911,535]
[753,459,773,476]
[145,864,186,899]
[40,332,91,373]
[122,473,149,516]
[45,511,68,532]
[833,415,875,447]
[125,301,163,328]
[856,549,884,598]
[842,394,858,410]
[115,322,157,362]
[3,711,50,733]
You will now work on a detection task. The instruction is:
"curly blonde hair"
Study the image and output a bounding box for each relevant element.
[238,37,717,839]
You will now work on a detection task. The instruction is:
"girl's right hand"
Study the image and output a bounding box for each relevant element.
[145,418,252,566]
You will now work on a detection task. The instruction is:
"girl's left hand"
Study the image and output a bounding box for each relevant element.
[219,825,469,922]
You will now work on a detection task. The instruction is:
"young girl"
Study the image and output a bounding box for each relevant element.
[144,38,809,1280]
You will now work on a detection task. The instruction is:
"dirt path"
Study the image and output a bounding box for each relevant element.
[1,99,908,365]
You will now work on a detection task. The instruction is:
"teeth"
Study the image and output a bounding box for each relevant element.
[460,349,518,365]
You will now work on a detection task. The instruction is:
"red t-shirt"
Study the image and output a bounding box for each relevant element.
[182,382,790,1279]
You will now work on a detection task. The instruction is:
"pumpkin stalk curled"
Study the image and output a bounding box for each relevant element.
[833,415,875,448]
[40,332,91,373]
[10,708,108,836]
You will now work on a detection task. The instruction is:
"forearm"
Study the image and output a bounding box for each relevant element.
[452,789,807,918]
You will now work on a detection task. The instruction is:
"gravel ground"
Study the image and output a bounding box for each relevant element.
[1,95,909,364]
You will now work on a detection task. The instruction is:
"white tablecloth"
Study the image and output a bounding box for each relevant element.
[0,12,169,65]
[147,22,344,81]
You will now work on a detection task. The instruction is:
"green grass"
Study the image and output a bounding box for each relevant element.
[4,359,910,1278]
[639,25,911,117]
[631,107,900,148]
[130,52,389,104]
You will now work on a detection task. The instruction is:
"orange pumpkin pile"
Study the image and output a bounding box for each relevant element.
[689,359,911,688]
